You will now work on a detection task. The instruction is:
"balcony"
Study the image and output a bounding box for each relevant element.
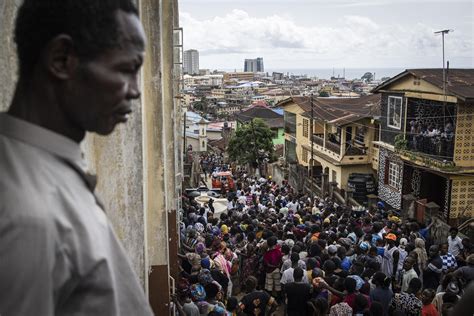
[312,133,324,146]
[407,133,454,161]
[326,141,341,155]
[346,145,368,156]
[311,133,341,155]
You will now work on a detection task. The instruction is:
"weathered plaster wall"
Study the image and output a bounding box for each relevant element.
[0,0,20,111]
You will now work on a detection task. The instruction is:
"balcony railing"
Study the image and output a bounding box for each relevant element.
[408,134,454,161]
[311,133,341,155]
[312,133,324,146]
[346,145,368,156]
[326,141,341,155]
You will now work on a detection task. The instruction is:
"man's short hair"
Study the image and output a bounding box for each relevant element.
[15,0,138,77]
[293,267,304,280]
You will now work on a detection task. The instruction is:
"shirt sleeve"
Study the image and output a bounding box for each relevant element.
[0,202,56,316]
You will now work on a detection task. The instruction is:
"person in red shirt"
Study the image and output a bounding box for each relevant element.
[421,289,438,316]
[263,236,283,301]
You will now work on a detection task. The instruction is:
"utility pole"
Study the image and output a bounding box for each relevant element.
[434,29,453,126]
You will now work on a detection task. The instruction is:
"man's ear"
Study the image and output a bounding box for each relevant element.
[44,34,79,80]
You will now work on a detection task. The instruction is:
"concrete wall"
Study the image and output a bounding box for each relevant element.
[0,0,20,111]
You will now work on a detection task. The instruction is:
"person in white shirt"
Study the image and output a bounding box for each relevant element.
[400,256,418,292]
[448,227,464,258]
[281,253,310,285]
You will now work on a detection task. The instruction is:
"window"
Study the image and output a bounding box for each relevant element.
[302,119,309,138]
[387,161,400,189]
[332,170,337,182]
[387,96,402,129]
[284,112,297,137]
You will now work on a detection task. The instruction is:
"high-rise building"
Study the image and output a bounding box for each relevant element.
[184,49,199,75]
[256,57,264,72]
[244,57,264,73]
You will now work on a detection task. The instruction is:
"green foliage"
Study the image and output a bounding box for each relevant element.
[228,118,274,167]
[192,97,208,112]
[361,72,374,82]
[394,134,408,151]
[319,91,330,97]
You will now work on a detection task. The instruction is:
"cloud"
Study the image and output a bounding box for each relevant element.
[180,9,473,69]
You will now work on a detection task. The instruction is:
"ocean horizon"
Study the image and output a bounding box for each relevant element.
[265,68,405,80]
[218,67,407,80]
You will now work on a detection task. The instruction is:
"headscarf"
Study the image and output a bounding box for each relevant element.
[413,238,428,270]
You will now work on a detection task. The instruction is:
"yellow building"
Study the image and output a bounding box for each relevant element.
[223,72,255,82]
[372,69,474,225]
[279,95,381,196]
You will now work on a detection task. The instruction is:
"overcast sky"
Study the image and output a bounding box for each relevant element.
[179,0,473,71]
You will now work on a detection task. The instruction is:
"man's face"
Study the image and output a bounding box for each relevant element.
[450,231,457,239]
[404,257,414,270]
[64,10,146,136]
[440,244,448,255]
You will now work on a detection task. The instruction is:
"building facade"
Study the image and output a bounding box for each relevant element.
[373,69,474,226]
[279,95,381,198]
[184,49,199,75]
[244,57,264,73]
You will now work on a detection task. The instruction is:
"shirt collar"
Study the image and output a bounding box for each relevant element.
[0,113,84,168]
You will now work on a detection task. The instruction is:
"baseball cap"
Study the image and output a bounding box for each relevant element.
[385,233,397,241]
[399,238,408,248]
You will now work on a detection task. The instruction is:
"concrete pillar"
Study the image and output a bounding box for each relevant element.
[345,188,354,206]
[321,173,329,196]
[329,181,338,199]
[0,0,19,111]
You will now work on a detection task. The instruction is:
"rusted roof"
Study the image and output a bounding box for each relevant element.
[235,104,284,129]
[290,94,381,126]
[372,68,474,101]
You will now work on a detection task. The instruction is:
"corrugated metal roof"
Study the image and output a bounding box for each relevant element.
[291,94,381,126]
[373,68,474,101]
[235,104,284,129]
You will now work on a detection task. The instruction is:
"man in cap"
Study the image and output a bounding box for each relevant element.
[381,233,400,279]
[0,0,152,315]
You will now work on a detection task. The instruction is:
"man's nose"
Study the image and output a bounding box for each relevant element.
[127,76,141,100]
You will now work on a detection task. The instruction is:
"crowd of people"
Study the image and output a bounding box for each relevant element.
[174,163,472,316]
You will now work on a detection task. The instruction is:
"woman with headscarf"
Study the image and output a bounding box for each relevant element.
[412,238,428,279]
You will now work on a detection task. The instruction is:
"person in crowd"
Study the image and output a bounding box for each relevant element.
[390,278,423,316]
[423,245,443,290]
[370,272,393,316]
[176,161,467,316]
[400,256,419,293]
[421,289,438,316]
[239,276,278,316]
[284,267,312,316]
[447,227,464,258]
[439,243,458,273]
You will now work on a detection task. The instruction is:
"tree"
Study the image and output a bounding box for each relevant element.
[361,72,374,82]
[192,97,208,112]
[228,118,274,168]
[319,91,330,97]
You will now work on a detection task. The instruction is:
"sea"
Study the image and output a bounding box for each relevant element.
[265,68,405,80]
[220,68,406,80]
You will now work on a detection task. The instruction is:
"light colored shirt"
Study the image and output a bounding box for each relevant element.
[401,268,418,292]
[280,267,310,285]
[448,236,463,257]
[0,114,152,316]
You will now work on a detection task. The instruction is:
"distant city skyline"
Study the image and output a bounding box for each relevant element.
[180,0,473,70]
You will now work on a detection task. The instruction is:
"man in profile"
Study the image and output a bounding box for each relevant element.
[0,0,153,315]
